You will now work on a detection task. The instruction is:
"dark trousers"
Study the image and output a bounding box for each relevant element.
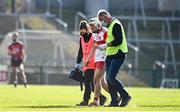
[106,56,128,104]
[83,69,94,102]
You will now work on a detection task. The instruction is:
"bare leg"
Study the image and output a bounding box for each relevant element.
[89,69,104,106]
[101,74,109,93]
[19,64,27,88]
[94,69,104,100]
[12,66,18,88]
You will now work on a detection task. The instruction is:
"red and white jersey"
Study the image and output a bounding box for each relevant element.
[8,41,24,59]
[92,27,107,62]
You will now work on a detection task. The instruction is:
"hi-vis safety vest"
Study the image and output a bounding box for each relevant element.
[106,19,128,56]
[81,36,95,71]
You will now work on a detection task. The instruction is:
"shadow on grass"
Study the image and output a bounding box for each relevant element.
[14,105,76,108]
[139,105,180,108]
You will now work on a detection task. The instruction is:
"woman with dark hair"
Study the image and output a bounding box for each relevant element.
[75,21,106,106]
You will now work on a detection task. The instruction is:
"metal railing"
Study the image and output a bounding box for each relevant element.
[57,0,63,19]
[134,0,147,28]
[116,15,180,76]
[74,12,88,32]
[0,0,67,33]
[74,11,140,51]
[55,19,68,33]
[44,0,63,19]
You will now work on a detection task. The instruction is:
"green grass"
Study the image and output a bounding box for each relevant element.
[0,85,180,112]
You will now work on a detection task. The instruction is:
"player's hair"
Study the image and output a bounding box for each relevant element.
[79,20,91,33]
[79,20,89,30]
[88,17,101,29]
[97,9,111,17]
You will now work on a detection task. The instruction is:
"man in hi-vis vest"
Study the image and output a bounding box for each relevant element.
[96,9,132,107]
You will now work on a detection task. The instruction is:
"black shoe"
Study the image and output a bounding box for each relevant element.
[119,95,132,107]
[24,84,27,88]
[99,95,107,106]
[105,102,119,107]
[76,101,88,106]
[14,83,17,88]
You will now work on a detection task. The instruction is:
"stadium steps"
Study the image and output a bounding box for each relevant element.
[121,16,180,69]
[20,16,57,30]
[17,32,79,67]
[15,14,78,66]
[17,33,80,85]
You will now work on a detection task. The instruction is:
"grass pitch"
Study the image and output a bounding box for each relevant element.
[0,85,180,112]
